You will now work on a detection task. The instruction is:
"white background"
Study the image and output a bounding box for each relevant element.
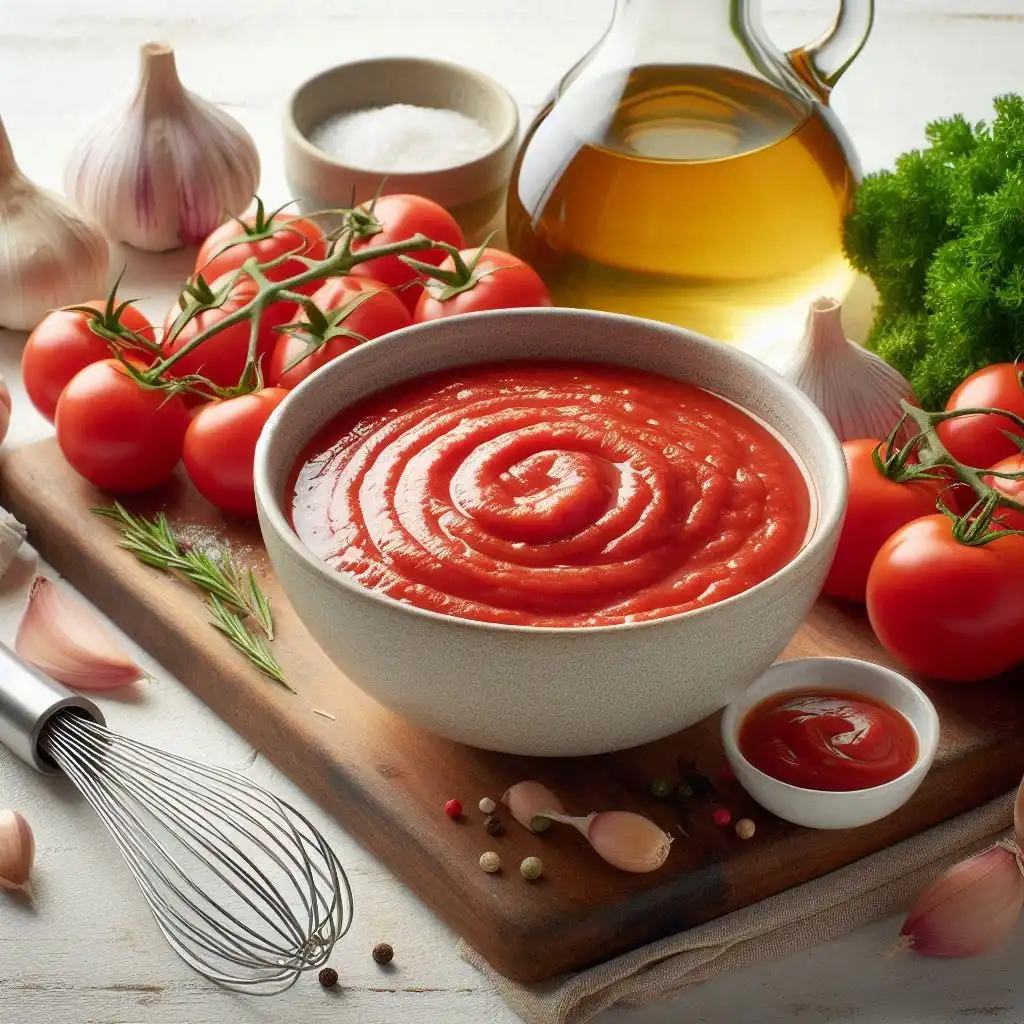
[1,1,1023,1022]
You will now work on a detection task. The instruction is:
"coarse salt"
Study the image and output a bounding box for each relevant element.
[308,103,494,173]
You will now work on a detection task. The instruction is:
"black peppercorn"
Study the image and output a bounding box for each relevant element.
[484,813,503,835]
[683,770,715,799]
[318,967,339,988]
[372,942,394,965]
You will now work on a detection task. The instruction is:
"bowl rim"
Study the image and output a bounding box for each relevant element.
[283,55,520,179]
[720,655,941,798]
[254,307,848,637]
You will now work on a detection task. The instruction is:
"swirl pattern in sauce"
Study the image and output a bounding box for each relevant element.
[290,361,810,627]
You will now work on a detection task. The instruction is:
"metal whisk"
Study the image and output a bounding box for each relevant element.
[0,643,353,995]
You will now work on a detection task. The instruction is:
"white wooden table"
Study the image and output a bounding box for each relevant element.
[1,2,1023,1021]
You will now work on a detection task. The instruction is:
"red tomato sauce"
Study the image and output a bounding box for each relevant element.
[739,689,918,791]
[289,361,810,627]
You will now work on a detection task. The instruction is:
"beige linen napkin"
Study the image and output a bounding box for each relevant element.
[460,792,1014,1024]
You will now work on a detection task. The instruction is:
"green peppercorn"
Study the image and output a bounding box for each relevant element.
[676,782,694,799]
[649,777,672,798]
[530,813,552,833]
[520,856,544,880]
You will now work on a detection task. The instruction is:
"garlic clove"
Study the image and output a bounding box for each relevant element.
[15,575,145,690]
[501,781,566,832]
[583,811,673,873]
[900,841,1024,957]
[0,117,109,332]
[781,297,917,443]
[65,42,260,253]
[0,809,35,900]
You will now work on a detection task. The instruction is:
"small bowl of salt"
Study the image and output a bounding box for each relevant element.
[284,57,520,241]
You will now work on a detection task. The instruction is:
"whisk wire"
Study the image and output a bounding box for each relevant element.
[40,713,353,994]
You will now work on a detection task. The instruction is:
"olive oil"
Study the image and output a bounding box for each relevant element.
[507,65,859,363]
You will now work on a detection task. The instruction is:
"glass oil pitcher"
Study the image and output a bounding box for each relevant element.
[506,0,873,364]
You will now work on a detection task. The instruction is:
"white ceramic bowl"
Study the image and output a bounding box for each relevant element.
[255,308,847,757]
[721,657,940,829]
[283,57,519,241]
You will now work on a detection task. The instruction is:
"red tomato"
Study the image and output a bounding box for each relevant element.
[55,360,190,493]
[866,514,1024,681]
[349,194,465,311]
[22,301,155,422]
[162,274,292,392]
[983,453,1024,531]
[195,212,326,295]
[935,363,1024,468]
[268,276,412,388]
[822,439,941,603]
[414,248,552,322]
[183,388,289,518]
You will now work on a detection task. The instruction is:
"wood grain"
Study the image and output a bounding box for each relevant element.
[3,437,1022,985]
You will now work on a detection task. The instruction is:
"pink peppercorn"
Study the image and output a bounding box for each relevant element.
[712,806,732,827]
[444,799,463,820]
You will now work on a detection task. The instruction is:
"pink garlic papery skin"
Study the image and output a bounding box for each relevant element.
[15,576,146,691]
[501,781,566,832]
[900,841,1024,957]
[584,811,673,874]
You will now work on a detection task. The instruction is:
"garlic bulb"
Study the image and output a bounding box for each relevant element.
[0,117,109,331]
[0,505,26,581]
[781,297,917,442]
[65,42,260,253]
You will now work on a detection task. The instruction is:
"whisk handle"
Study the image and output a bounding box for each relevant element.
[0,642,105,775]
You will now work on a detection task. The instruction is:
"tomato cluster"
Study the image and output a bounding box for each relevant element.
[822,363,1024,683]
[23,194,552,519]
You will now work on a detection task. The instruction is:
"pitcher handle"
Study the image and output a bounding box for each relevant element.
[787,0,874,101]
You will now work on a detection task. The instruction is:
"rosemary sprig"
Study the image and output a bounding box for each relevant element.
[207,596,294,692]
[93,503,289,688]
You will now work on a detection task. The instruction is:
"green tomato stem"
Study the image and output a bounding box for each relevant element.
[147,232,442,382]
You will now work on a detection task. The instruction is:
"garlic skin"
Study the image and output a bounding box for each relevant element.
[781,297,917,443]
[0,809,35,901]
[15,575,145,690]
[0,117,109,331]
[900,842,1024,957]
[1015,773,1024,847]
[65,42,260,253]
[0,504,26,581]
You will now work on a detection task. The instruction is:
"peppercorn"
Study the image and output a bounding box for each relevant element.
[676,782,694,799]
[484,813,503,836]
[684,770,715,799]
[520,856,544,880]
[479,851,501,873]
[478,796,497,814]
[444,799,462,820]
[648,777,672,799]
[735,818,756,840]
[318,967,339,988]
[712,806,732,828]
[372,942,394,965]
[530,813,552,833]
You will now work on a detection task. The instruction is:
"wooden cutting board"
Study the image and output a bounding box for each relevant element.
[3,437,1022,984]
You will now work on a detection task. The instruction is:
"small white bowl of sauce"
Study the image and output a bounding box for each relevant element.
[721,657,940,830]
